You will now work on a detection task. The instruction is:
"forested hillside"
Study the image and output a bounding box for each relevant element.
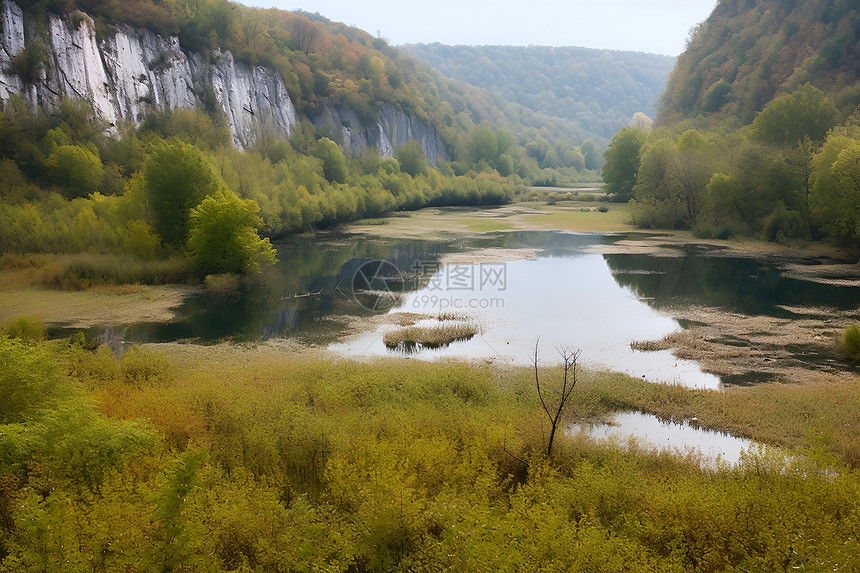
[658,0,860,126]
[5,0,598,181]
[0,0,609,290]
[602,0,860,248]
[403,44,675,141]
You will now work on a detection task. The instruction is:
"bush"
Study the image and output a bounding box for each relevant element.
[0,336,63,423]
[2,315,46,343]
[761,203,808,244]
[120,345,172,386]
[841,324,860,360]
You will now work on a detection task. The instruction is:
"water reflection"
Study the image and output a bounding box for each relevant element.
[331,253,721,388]
[604,252,860,315]
[569,411,756,467]
[52,230,860,388]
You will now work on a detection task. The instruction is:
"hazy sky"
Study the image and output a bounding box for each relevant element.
[241,0,717,55]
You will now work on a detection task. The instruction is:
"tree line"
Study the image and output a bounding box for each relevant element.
[602,84,860,246]
[10,0,600,191]
[0,97,517,284]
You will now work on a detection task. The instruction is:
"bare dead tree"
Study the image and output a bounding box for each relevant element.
[533,337,581,458]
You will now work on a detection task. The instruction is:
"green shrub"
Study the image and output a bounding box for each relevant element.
[120,345,172,386]
[841,324,860,360]
[761,203,809,244]
[2,315,46,343]
[0,336,63,423]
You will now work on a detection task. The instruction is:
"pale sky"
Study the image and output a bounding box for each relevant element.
[240,0,718,56]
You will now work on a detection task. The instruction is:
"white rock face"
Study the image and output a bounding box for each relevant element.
[46,13,117,124]
[0,0,297,148]
[0,0,24,100]
[314,101,449,165]
[207,50,297,148]
[0,0,447,160]
[102,26,197,124]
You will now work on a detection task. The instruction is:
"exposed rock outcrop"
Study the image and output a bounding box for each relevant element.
[0,2,297,148]
[313,101,450,164]
[0,0,449,161]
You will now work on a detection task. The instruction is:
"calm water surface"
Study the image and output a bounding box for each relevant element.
[569,411,757,467]
[64,230,860,389]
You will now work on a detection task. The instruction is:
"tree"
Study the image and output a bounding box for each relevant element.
[186,191,277,275]
[467,125,499,164]
[675,129,712,224]
[48,144,104,198]
[602,126,646,202]
[395,140,429,177]
[533,339,581,458]
[702,79,732,113]
[704,143,801,235]
[314,138,347,184]
[581,139,602,171]
[143,138,226,247]
[0,336,62,424]
[288,15,321,55]
[632,137,687,229]
[809,129,860,245]
[751,84,839,147]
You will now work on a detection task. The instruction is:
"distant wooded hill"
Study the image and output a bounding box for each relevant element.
[658,0,860,126]
[602,0,860,250]
[401,44,676,141]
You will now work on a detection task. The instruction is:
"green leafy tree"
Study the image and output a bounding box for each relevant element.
[751,84,839,146]
[0,336,62,424]
[702,79,732,113]
[186,191,277,275]
[144,452,213,572]
[314,137,347,184]
[703,144,800,235]
[468,125,499,164]
[632,137,687,229]
[602,126,646,202]
[143,138,226,247]
[581,139,602,170]
[809,129,860,244]
[395,140,429,177]
[48,144,104,198]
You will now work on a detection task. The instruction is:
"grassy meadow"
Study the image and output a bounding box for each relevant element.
[1,331,859,572]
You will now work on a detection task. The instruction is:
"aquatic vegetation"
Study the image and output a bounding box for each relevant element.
[383,320,479,350]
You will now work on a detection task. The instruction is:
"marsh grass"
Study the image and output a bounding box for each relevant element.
[1,314,46,343]
[383,321,479,351]
[0,252,195,290]
[4,338,860,571]
[629,338,671,352]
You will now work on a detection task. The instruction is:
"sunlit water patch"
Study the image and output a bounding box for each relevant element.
[330,254,722,388]
[569,411,756,467]
[54,228,860,387]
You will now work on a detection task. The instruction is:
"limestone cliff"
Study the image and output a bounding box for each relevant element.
[0,0,448,162]
[313,101,449,165]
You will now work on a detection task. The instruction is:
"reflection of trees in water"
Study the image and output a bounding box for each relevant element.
[603,253,860,315]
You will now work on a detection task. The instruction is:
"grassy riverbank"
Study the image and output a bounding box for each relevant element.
[1,337,859,571]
